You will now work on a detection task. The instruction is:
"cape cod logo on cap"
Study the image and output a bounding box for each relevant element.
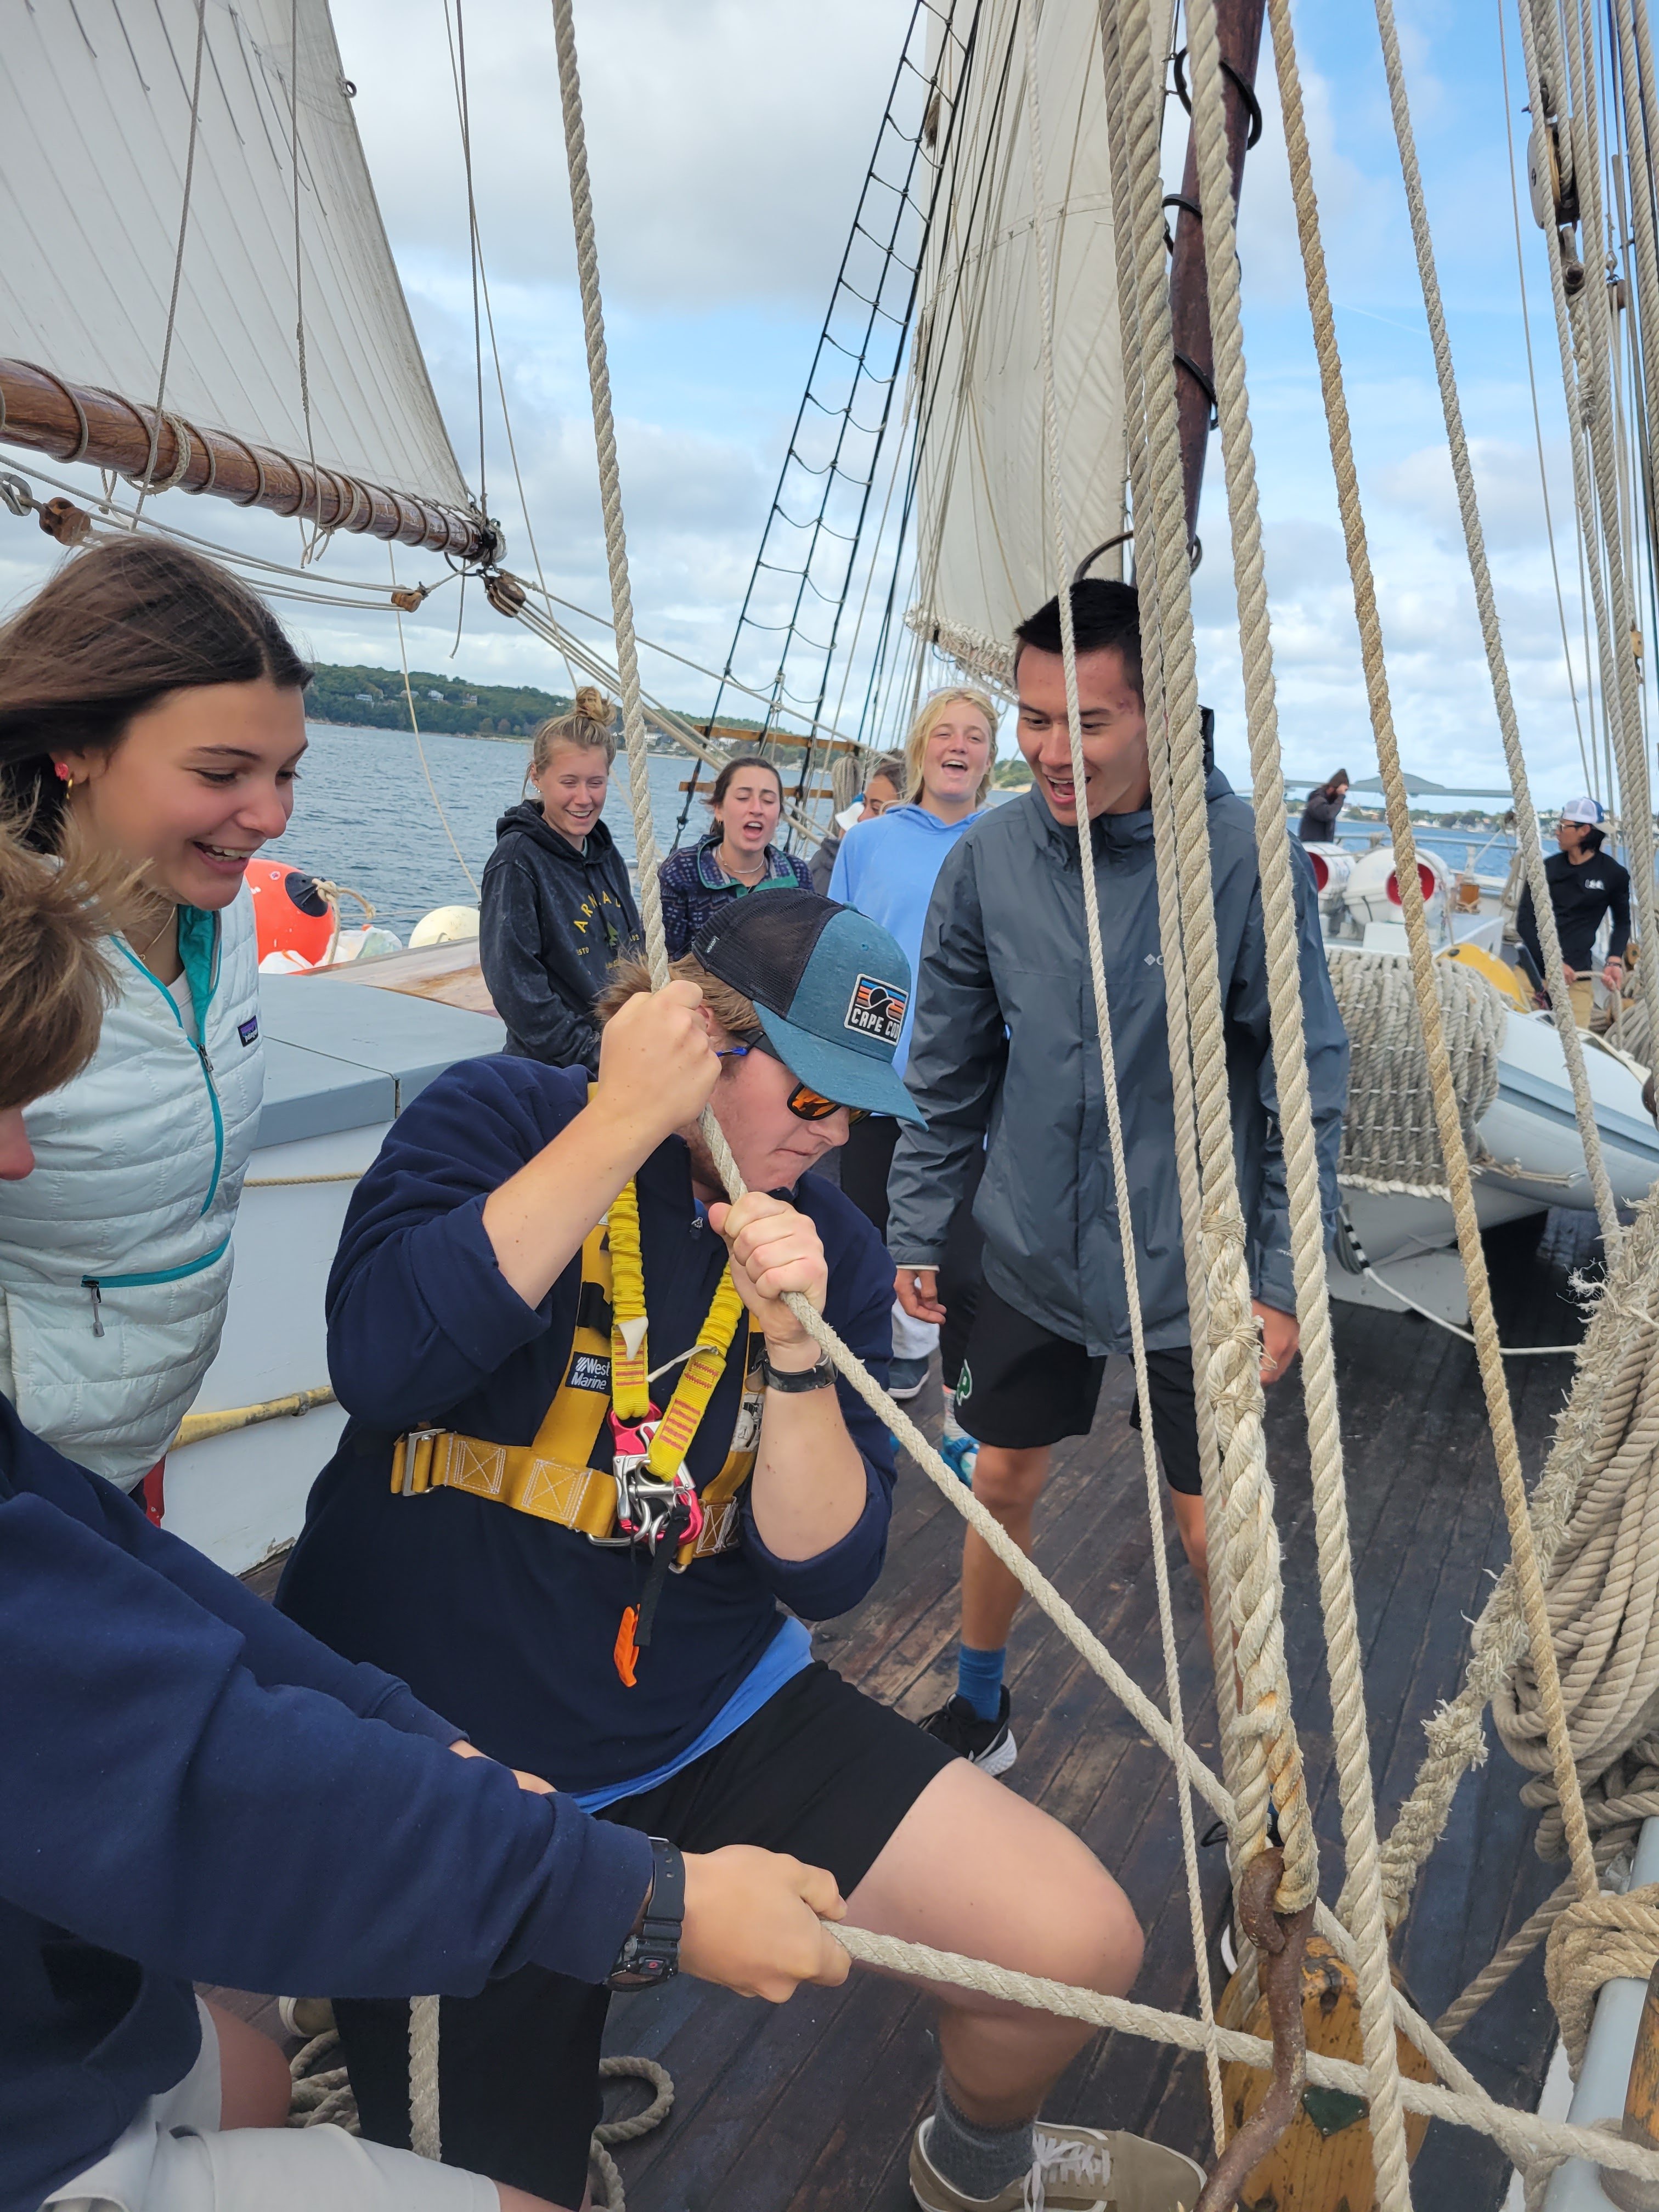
[844,973,907,1046]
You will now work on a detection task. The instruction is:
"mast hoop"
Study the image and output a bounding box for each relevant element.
[1170,47,1264,149]
[20,362,92,465]
[122,411,194,495]
[1073,530,1134,584]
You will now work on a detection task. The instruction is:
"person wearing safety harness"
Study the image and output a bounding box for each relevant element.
[890,579,1348,1777]
[276,887,1206,2212]
[0,827,851,2212]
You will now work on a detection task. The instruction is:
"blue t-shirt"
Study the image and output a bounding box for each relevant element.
[829,803,988,1074]
[278,1055,898,1797]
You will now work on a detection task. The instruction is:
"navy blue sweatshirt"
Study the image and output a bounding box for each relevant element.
[277,1054,895,1793]
[479,803,641,1073]
[0,1395,652,2212]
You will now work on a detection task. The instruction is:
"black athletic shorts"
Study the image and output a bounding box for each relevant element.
[955,1279,1203,1495]
[335,1662,954,2205]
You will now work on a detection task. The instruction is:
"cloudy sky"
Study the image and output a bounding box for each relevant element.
[0,0,1636,803]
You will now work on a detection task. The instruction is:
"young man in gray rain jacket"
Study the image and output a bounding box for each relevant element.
[889,580,1348,1774]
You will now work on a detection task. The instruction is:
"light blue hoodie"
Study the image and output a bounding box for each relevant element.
[828,801,989,1075]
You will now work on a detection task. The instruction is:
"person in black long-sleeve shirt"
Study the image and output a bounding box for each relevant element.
[479,688,641,1072]
[1516,796,1631,1025]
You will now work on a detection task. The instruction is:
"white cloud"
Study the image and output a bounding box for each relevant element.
[335,0,911,312]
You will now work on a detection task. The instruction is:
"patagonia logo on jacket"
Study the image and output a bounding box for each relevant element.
[239,1016,259,1046]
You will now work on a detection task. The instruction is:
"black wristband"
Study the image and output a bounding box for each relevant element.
[761,1349,836,1393]
[606,1837,685,1989]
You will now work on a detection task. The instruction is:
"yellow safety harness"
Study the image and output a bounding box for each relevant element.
[390,1175,756,1684]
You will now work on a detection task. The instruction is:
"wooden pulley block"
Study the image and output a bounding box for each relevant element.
[1213,1934,1435,2211]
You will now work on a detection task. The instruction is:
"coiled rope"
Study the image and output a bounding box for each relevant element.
[1327,953,1506,1198]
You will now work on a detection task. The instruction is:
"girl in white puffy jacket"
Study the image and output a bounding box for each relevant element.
[0,539,310,1502]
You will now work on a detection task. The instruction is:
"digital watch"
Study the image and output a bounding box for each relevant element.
[606,1836,686,1989]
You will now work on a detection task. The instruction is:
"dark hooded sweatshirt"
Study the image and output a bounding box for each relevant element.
[0,1392,650,2212]
[479,802,641,1073]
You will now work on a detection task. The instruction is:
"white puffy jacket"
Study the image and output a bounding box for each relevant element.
[0,888,263,1486]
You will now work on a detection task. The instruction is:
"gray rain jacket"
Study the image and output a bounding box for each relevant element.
[887,774,1348,1356]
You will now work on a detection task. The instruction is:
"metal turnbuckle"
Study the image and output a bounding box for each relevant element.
[1195,1847,1316,2212]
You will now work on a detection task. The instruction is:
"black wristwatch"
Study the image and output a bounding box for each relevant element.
[606,1837,685,1989]
[760,1348,836,1393]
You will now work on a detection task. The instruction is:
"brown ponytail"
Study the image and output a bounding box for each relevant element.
[0,819,138,1109]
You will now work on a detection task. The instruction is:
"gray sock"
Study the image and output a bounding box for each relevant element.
[927,2075,1034,2202]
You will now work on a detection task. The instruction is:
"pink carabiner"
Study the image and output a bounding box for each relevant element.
[674,1469,704,1546]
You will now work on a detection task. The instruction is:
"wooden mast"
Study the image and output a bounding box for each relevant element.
[1165,0,1268,549]
[0,358,499,564]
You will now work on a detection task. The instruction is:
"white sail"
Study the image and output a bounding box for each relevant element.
[0,0,470,512]
[909,0,1161,669]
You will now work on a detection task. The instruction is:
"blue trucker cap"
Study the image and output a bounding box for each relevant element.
[691,889,926,1125]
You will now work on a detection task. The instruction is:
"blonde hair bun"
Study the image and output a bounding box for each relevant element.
[528,687,618,777]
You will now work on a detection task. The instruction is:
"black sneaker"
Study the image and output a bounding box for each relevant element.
[921,1687,1017,1777]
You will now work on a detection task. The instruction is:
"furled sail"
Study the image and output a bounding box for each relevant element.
[909,0,1161,675]
[1,0,470,516]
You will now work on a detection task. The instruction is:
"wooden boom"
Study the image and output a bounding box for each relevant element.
[0,358,498,563]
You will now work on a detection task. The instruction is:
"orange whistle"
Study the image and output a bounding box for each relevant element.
[614,1605,640,1688]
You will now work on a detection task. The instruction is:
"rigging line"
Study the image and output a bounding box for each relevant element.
[704,0,982,749]
[134,0,208,523]
[1359,1260,1583,1352]
[287,0,326,562]
[865,5,1026,703]
[439,2,577,702]
[0,457,462,603]
[390,544,480,898]
[1498,0,1595,792]
[512,579,862,744]
[827,411,915,739]
[450,0,488,520]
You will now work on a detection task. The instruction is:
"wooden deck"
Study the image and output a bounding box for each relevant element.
[225,1210,1596,2211]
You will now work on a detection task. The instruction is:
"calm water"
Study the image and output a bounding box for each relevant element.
[280,724,1523,940]
[281,725,716,936]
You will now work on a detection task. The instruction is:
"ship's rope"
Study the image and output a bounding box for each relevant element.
[1018,0,1224,2152]
[1284,0,1602,1931]
[1380,7,1621,1251]
[1327,953,1506,1199]
[390,0,1659,2190]
[1103,0,1319,1931]
[1547,0,1659,1076]
[1098,0,1249,1884]
[133,0,207,523]
[290,2028,670,2210]
[533,0,1486,2134]
[1181,1,1418,2193]
[1493,1189,1659,1858]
